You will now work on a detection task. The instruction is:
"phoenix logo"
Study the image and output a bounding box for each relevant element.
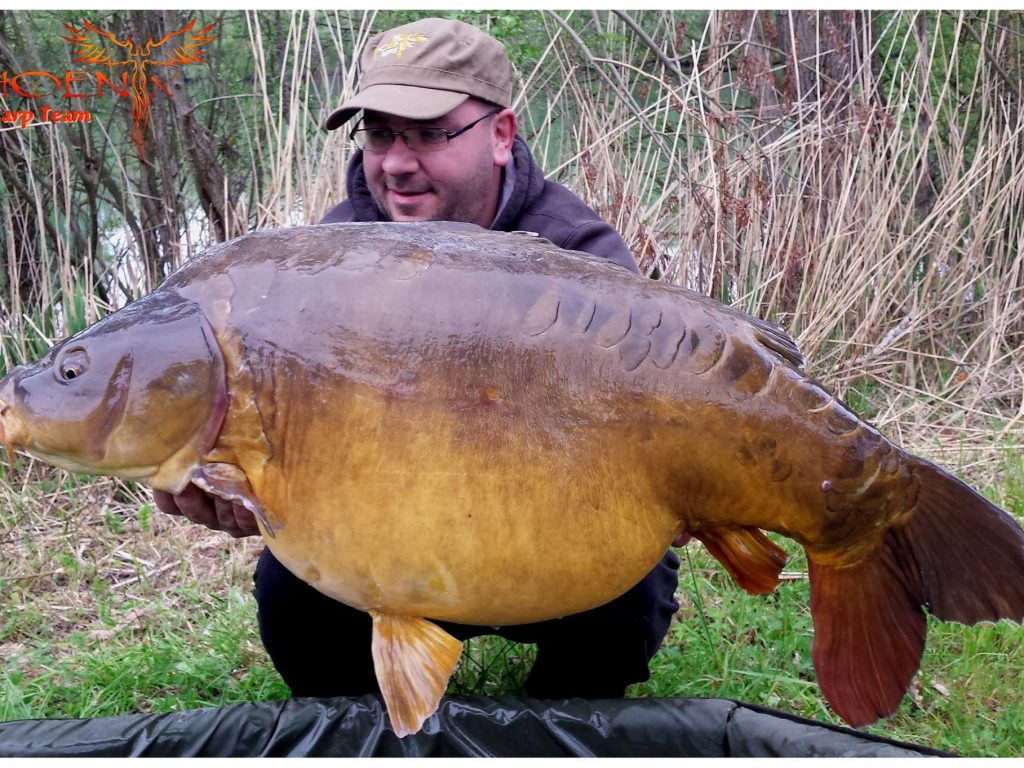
[62,18,216,161]
[375,33,428,59]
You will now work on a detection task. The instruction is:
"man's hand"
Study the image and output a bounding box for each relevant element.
[153,483,260,538]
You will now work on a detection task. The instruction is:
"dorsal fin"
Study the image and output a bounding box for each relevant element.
[752,319,804,369]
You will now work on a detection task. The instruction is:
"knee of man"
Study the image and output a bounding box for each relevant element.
[253,547,289,595]
[252,546,341,623]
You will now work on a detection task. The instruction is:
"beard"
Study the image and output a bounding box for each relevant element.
[369,164,499,226]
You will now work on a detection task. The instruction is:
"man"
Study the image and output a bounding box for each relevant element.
[155,16,681,702]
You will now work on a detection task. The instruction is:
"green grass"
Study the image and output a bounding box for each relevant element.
[448,638,536,697]
[1,588,287,721]
[633,545,1024,757]
[0,467,290,721]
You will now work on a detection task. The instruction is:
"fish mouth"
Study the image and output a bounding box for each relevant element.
[0,393,23,470]
[0,389,154,478]
[29,446,155,479]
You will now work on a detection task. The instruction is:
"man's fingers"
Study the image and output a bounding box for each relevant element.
[214,498,258,538]
[153,484,221,530]
[152,484,261,538]
[232,503,262,538]
[214,496,238,531]
[152,489,181,517]
[213,496,260,538]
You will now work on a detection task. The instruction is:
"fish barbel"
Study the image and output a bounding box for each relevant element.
[1,222,1022,736]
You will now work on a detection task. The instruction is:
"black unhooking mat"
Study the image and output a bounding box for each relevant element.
[0,696,947,757]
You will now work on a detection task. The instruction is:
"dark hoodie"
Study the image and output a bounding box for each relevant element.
[320,136,639,274]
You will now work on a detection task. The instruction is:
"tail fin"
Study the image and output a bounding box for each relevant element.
[808,547,927,727]
[808,455,1024,727]
[895,456,1024,623]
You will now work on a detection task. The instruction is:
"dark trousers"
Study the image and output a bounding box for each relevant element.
[253,547,680,699]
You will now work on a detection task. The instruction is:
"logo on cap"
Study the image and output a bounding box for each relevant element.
[375,33,428,59]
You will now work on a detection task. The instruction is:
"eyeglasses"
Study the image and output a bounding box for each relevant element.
[350,109,502,153]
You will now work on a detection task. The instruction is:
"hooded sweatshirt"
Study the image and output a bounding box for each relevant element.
[320,136,639,274]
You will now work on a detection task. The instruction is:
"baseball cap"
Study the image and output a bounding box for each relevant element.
[325,17,512,131]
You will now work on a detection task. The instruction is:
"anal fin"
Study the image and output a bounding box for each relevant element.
[695,526,788,594]
[370,611,463,738]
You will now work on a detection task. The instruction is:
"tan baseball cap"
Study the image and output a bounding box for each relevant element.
[325,17,512,131]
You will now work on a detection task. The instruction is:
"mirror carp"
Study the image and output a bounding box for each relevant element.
[2,222,1023,736]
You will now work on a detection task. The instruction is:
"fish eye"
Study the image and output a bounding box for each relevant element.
[55,347,90,383]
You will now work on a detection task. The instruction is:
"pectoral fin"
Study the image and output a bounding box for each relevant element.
[190,462,283,538]
[370,611,463,738]
[695,526,788,594]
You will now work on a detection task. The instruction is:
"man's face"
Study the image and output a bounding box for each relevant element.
[360,100,515,228]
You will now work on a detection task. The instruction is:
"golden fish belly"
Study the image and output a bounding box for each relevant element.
[193,222,919,621]
[244,380,680,627]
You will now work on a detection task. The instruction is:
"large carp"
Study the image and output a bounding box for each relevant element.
[1,222,1023,736]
